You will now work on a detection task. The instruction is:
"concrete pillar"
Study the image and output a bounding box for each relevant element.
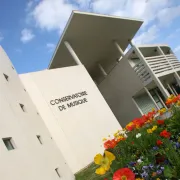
[171,85,178,95]
[64,41,82,65]
[167,83,175,95]
[129,41,170,98]
[132,98,143,115]
[157,46,164,55]
[174,72,180,87]
[114,41,125,58]
[144,87,160,110]
[155,89,168,109]
[98,63,107,77]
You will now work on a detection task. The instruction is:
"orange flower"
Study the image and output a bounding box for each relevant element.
[113,168,135,180]
[132,118,146,128]
[166,98,173,105]
[116,136,126,143]
[166,94,180,105]
[160,130,171,138]
[125,110,157,132]
[104,139,117,149]
[172,96,178,103]
[142,110,156,123]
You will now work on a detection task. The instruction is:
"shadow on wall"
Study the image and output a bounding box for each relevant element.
[98,58,144,127]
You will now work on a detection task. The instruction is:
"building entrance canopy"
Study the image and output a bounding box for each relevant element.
[48,11,143,76]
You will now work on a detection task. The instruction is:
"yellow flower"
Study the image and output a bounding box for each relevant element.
[102,138,107,141]
[152,108,155,111]
[178,137,180,143]
[156,178,160,180]
[152,125,157,131]
[94,151,115,175]
[117,135,125,139]
[136,178,144,180]
[114,132,119,138]
[158,108,166,114]
[115,130,120,133]
[147,129,153,134]
[177,101,180,106]
[170,94,174,99]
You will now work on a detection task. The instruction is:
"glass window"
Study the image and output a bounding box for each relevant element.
[157,102,163,109]
[55,168,61,178]
[3,74,9,81]
[19,104,26,112]
[152,95,159,102]
[3,138,15,150]
[36,135,43,145]
[135,93,157,114]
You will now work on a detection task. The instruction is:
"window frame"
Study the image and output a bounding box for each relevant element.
[2,137,15,151]
[36,135,43,145]
[3,73,9,81]
[55,168,61,178]
[19,103,26,112]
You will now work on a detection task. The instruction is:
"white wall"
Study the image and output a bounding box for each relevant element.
[20,65,121,173]
[0,47,74,180]
[98,58,144,127]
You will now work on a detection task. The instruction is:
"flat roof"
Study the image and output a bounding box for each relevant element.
[48,11,143,74]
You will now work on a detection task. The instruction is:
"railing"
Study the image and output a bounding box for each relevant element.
[133,61,152,84]
[132,53,180,84]
[166,54,180,70]
[144,54,180,77]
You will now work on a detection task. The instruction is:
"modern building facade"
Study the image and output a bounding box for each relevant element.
[20,65,121,173]
[99,44,180,126]
[0,47,74,180]
[20,11,142,173]
[1,11,180,179]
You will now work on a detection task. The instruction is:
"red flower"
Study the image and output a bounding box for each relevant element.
[177,94,180,100]
[157,120,165,125]
[104,139,117,149]
[160,130,171,138]
[145,110,156,120]
[113,168,135,180]
[132,118,146,128]
[126,122,135,131]
[156,140,163,146]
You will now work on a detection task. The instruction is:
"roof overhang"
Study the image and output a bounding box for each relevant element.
[48,11,143,74]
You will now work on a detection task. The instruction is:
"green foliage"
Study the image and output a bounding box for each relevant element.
[76,106,180,179]
[75,163,112,180]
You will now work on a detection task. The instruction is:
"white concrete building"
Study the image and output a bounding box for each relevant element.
[0,47,74,180]
[20,11,142,173]
[99,44,180,126]
[1,11,180,179]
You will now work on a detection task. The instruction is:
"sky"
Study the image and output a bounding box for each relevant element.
[0,0,180,74]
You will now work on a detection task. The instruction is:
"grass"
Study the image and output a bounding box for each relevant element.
[75,163,111,180]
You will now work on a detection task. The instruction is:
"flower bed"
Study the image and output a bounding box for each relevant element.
[75,95,180,180]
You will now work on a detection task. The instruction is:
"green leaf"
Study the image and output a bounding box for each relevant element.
[164,166,173,178]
